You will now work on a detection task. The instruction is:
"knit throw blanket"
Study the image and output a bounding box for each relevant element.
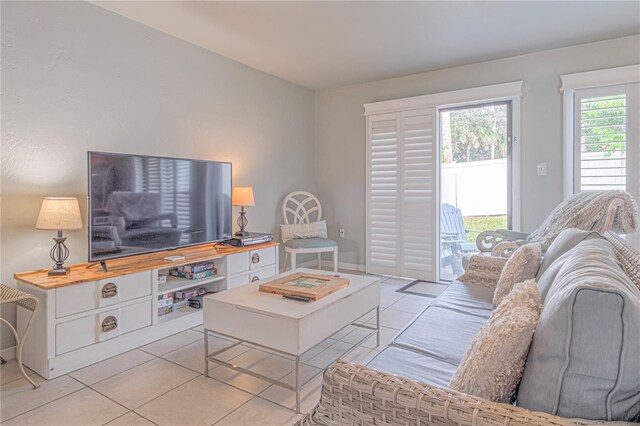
[527,190,639,246]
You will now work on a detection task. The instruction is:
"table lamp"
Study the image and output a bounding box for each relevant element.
[232,186,255,237]
[35,197,83,276]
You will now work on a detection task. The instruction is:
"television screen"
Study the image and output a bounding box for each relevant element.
[88,152,232,262]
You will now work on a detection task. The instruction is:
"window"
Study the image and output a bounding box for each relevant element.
[562,65,640,248]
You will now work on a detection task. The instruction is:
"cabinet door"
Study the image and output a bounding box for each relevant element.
[228,252,250,275]
[228,273,250,290]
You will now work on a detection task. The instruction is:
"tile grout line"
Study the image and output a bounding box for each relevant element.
[1,381,88,423]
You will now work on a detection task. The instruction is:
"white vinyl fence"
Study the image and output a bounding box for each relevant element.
[441,159,507,217]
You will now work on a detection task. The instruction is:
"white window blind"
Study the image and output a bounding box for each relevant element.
[366,108,437,281]
[571,81,640,247]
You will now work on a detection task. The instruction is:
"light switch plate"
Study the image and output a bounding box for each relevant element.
[537,162,548,176]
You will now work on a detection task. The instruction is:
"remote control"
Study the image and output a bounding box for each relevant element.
[282,294,312,302]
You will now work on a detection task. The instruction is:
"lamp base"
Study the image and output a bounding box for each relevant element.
[234,230,250,237]
[48,266,70,276]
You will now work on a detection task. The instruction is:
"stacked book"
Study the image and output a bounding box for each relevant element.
[158,287,208,317]
[169,261,217,280]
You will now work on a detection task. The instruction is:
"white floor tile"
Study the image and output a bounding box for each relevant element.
[0,360,35,386]
[229,349,294,381]
[135,376,251,426]
[191,324,205,333]
[367,308,416,330]
[339,326,376,345]
[361,326,398,349]
[305,341,352,369]
[215,396,300,426]
[380,293,403,307]
[259,375,322,413]
[3,388,127,426]
[0,374,84,422]
[339,346,381,365]
[69,349,155,386]
[279,364,323,387]
[208,365,272,395]
[91,358,199,409]
[163,334,241,373]
[387,296,433,314]
[139,330,203,356]
[300,338,337,363]
[105,411,156,426]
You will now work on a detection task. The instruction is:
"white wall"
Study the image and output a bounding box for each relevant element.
[315,35,640,266]
[0,1,316,350]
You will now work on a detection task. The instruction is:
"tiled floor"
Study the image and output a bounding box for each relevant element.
[0,275,432,426]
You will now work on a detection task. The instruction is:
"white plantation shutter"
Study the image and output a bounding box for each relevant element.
[400,109,437,280]
[366,108,437,281]
[367,113,400,276]
[571,82,640,248]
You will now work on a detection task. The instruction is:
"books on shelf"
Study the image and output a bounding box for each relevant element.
[177,261,215,274]
[174,287,206,300]
[169,269,216,280]
[158,292,173,308]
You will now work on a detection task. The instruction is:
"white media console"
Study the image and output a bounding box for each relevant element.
[15,242,279,379]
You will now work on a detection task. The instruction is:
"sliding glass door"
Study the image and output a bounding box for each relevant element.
[439,101,513,281]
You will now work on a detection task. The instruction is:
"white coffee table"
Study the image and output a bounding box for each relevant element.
[203,268,380,412]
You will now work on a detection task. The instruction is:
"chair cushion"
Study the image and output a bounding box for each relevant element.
[392,305,487,365]
[449,280,540,403]
[493,243,541,305]
[284,238,337,249]
[517,238,640,422]
[367,346,457,388]
[536,228,598,280]
[431,280,494,318]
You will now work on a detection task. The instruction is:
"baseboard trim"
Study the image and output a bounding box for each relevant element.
[1,346,16,361]
[297,259,366,272]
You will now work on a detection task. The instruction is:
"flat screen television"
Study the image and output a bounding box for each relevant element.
[88,151,232,262]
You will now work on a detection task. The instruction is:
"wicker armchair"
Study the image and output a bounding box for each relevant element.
[298,361,633,426]
[476,190,639,256]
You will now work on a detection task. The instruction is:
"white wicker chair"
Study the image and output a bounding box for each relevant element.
[282,191,338,272]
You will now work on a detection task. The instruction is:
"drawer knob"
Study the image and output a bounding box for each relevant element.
[101,315,118,332]
[102,282,118,298]
[251,276,260,282]
[251,253,260,264]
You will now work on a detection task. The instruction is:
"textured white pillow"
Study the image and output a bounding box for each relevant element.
[281,220,327,242]
[449,279,541,403]
[493,243,542,305]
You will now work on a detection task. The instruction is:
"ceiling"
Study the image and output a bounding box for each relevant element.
[90,1,640,89]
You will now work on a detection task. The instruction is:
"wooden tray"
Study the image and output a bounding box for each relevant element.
[258,273,350,301]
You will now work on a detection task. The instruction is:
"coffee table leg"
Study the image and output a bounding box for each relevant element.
[376,306,381,347]
[295,355,300,413]
[204,329,209,377]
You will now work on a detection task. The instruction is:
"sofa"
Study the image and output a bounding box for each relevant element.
[299,230,640,425]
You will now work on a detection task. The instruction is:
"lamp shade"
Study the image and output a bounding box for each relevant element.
[232,187,255,207]
[35,197,83,230]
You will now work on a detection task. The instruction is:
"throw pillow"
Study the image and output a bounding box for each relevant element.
[449,279,541,403]
[492,243,542,305]
[280,220,327,242]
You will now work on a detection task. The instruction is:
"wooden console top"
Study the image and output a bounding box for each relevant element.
[15,242,280,290]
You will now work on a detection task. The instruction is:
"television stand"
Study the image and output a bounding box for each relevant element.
[13,241,279,379]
